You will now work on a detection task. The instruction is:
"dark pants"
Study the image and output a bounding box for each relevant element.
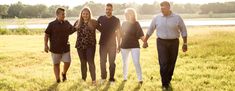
[157,38,179,86]
[99,44,116,81]
[77,46,96,81]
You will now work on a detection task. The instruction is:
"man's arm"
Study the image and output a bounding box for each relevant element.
[182,37,187,52]
[96,20,102,32]
[116,26,121,53]
[44,34,50,53]
[143,17,157,48]
[142,35,150,48]
[96,16,102,32]
[68,21,77,35]
[116,19,121,53]
[178,16,188,52]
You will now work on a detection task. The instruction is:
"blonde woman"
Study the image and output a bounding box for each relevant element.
[74,7,101,85]
[120,8,145,84]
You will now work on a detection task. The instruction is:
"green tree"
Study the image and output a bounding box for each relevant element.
[35,4,47,18]
[20,5,35,18]
[85,1,104,16]
[0,5,9,18]
[7,1,24,18]
[70,5,83,17]
[140,3,159,14]
[48,5,68,17]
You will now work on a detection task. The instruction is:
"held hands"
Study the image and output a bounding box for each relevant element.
[142,42,148,48]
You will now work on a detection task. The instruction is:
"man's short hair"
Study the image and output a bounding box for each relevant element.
[160,1,171,7]
[56,8,65,15]
[106,3,113,8]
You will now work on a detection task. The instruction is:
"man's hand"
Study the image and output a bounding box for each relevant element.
[142,42,148,48]
[44,45,50,53]
[182,44,187,52]
[74,21,80,29]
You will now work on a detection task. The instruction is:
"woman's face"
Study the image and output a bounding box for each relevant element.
[125,11,134,22]
[125,13,130,21]
[82,10,90,21]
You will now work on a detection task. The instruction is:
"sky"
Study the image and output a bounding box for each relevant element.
[0,0,235,8]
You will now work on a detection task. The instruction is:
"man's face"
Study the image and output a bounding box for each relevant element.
[161,4,170,15]
[105,6,113,16]
[57,11,65,21]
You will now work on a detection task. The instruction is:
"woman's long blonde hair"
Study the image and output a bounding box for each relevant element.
[78,7,95,30]
[124,8,137,22]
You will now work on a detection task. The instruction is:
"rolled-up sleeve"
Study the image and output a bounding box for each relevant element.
[45,23,52,35]
[136,22,144,39]
[178,16,187,37]
[147,16,157,36]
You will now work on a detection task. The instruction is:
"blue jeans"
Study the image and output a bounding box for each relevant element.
[77,46,96,81]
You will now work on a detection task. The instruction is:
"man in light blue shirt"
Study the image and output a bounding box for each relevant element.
[143,1,188,90]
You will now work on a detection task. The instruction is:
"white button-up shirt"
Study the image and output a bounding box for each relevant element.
[147,13,187,39]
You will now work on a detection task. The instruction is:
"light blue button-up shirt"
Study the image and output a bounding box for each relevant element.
[147,13,187,39]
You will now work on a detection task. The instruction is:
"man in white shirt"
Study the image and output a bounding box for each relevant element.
[143,1,188,90]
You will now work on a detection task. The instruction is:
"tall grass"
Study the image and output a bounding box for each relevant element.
[0,26,235,91]
[0,28,44,35]
[0,19,44,35]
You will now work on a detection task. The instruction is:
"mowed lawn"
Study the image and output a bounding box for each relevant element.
[0,26,235,91]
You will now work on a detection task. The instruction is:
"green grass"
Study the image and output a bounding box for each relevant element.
[0,28,44,35]
[0,26,235,91]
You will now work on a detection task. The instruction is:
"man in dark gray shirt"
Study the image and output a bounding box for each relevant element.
[98,3,121,84]
[143,1,188,90]
[44,8,75,83]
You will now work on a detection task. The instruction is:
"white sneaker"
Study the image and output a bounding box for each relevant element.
[110,81,115,85]
[100,79,106,84]
[81,80,87,86]
[92,81,97,86]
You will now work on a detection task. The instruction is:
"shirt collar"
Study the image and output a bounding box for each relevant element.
[55,19,65,24]
[160,12,175,17]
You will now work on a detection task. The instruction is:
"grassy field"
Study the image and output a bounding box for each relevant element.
[0,26,235,91]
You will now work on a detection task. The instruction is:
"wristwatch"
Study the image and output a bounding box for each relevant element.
[183,43,187,45]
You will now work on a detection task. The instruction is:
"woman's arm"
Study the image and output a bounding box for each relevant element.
[140,36,145,42]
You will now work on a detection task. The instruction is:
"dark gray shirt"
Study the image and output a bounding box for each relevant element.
[45,19,75,53]
[98,15,120,46]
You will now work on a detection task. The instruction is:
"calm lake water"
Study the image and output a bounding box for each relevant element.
[3,19,235,29]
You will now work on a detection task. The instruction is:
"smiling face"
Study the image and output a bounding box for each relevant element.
[81,9,90,22]
[105,6,113,17]
[125,9,136,22]
[125,12,131,21]
[160,1,171,16]
[56,10,65,21]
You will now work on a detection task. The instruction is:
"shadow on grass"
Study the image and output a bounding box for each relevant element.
[67,80,84,91]
[116,80,126,91]
[39,82,59,91]
[133,84,142,91]
[102,82,110,91]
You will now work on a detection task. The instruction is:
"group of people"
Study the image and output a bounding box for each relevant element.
[44,1,187,90]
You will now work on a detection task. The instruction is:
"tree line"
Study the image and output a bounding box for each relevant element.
[0,1,235,18]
